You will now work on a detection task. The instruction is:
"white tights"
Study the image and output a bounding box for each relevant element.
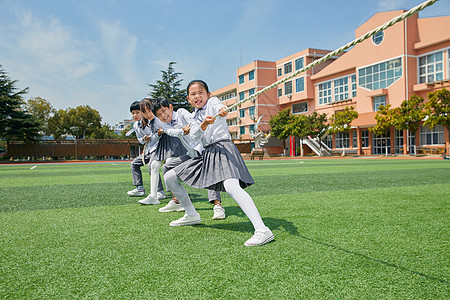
[164,170,267,231]
[150,158,175,197]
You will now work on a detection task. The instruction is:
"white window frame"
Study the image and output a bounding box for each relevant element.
[292,102,308,114]
[358,56,403,91]
[318,81,332,105]
[418,50,444,84]
[295,77,304,93]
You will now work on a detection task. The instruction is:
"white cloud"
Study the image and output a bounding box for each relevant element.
[0,10,100,81]
[98,20,140,88]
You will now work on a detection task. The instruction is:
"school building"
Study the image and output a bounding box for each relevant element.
[213,10,450,157]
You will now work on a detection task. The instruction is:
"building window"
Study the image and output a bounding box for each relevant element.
[249,88,255,96]
[420,124,444,145]
[359,57,402,90]
[285,81,292,95]
[318,81,332,105]
[249,70,255,81]
[284,62,292,74]
[227,118,238,126]
[372,131,390,155]
[334,77,349,101]
[372,31,384,45]
[351,75,357,98]
[239,75,244,84]
[239,92,245,101]
[239,109,245,118]
[292,102,308,114]
[277,68,282,76]
[373,95,386,111]
[418,51,444,83]
[351,131,357,148]
[249,106,255,116]
[324,135,333,149]
[335,132,349,149]
[295,57,304,71]
[361,129,369,148]
[295,77,304,93]
[394,129,404,154]
[240,126,245,135]
[249,124,255,133]
[278,88,282,97]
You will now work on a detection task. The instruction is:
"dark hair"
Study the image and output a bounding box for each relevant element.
[187,80,209,95]
[129,101,140,112]
[150,97,170,115]
[139,98,153,128]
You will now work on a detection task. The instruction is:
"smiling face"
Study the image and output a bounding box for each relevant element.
[155,104,173,123]
[141,108,155,121]
[187,83,210,109]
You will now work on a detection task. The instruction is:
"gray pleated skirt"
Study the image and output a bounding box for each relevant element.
[152,134,187,161]
[172,140,254,192]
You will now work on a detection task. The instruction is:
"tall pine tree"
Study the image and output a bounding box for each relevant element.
[148,62,190,111]
[0,65,39,141]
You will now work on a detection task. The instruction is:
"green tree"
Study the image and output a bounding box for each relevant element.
[47,109,67,140]
[269,108,293,153]
[0,65,39,141]
[25,97,56,136]
[289,114,309,156]
[149,62,189,111]
[118,124,136,140]
[307,112,328,155]
[47,105,102,139]
[423,89,450,155]
[370,104,396,156]
[329,106,359,156]
[393,95,425,133]
[90,124,120,139]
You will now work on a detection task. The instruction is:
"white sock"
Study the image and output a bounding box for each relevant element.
[164,170,198,217]
[150,160,163,197]
[223,178,267,231]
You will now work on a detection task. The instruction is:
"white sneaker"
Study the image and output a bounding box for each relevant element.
[159,200,185,212]
[156,192,166,200]
[169,214,201,226]
[244,229,274,246]
[127,188,145,197]
[138,195,160,205]
[212,204,226,220]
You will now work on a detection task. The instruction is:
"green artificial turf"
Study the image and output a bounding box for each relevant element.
[0,159,449,299]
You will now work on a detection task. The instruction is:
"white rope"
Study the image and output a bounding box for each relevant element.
[213,0,438,118]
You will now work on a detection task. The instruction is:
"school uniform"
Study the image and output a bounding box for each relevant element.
[161,109,221,203]
[151,116,187,161]
[130,118,163,191]
[172,97,254,192]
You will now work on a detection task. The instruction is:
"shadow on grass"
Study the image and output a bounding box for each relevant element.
[201,205,300,237]
[298,234,450,286]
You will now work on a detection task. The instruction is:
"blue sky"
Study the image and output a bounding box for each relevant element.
[0,0,448,126]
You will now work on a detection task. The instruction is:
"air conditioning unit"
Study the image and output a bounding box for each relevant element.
[250,115,256,121]
[237,117,240,122]
[286,93,292,98]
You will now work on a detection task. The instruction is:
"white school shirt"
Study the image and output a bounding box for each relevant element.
[161,109,203,158]
[190,96,231,147]
[134,120,145,144]
[141,117,164,155]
